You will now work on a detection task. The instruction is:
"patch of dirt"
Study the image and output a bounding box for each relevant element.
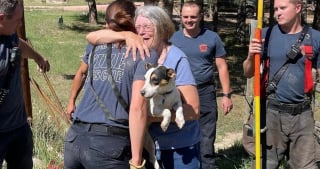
[215,132,243,150]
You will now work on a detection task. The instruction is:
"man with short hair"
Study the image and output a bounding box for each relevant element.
[170,1,233,168]
[0,0,50,168]
[243,0,320,168]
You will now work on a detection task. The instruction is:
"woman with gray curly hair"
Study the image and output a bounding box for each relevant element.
[87,5,201,169]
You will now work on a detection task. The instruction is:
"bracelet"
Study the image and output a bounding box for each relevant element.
[129,159,146,169]
[222,92,232,99]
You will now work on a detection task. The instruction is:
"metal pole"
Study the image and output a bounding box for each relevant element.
[254,0,264,168]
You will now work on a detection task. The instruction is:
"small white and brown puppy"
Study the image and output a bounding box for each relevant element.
[141,64,185,131]
[141,64,185,169]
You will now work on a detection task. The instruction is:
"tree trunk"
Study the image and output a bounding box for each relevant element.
[211,0,218,32]
[268,0,275,25]
[144,0,158,5]
[236,0,247,45]
[88,0,97,24]
[160,0,174,18]
[312,0,320,29]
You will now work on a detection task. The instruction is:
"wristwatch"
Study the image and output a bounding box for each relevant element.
[222,92,232,99]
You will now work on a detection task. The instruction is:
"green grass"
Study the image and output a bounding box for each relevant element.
[25,9,104,75]
[24,0,114,7]
[23,9,106,168]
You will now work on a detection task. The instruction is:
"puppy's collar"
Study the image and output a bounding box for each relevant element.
[160,90,174,96]
[160,90,174,104]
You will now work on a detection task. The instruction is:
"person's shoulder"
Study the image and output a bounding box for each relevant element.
[202,28,218,36]
[145,48,159,63]
[170,29,184,39]
[310,28,320,37]
[84,43,94,54]
[200,29,222,40]
[172,29,183,35]
[262,24,277,32]
[169,45,186,56]
[130,48,158,63]
[262,24,279,37]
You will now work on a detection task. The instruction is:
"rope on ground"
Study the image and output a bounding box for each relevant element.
[30,74,70,134]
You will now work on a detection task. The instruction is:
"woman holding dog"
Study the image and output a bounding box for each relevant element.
[64,1,158,168]
[87,5,201,169]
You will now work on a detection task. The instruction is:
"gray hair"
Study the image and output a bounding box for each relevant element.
[0,0,19,18]
[135,5,175,44]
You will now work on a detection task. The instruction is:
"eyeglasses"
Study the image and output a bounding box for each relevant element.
[135,24,154,32]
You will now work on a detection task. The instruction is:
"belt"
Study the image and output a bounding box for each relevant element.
[73,121,129,137]
[197,81,214,89]
[267,99,311,115]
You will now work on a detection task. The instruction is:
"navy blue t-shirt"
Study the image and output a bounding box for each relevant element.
[72,43,158,128]
[263,25,320,103]
[0,34,27,132]
[170,28,226,85]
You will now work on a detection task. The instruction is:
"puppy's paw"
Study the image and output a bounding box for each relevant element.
[175,117,185,129]
[160,121,170,132]
[154,160,160,169]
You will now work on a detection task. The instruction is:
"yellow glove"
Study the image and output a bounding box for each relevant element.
[129,159,146,169]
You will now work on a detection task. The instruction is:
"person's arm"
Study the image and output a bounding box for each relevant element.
[178,85,200,120]
[19,38,50,72]
[148,85,200,123]
[129,80,148,167]
[215,57,233,115]
[86,29,127,44]
[243,38,262,78]
[86,29,150,59]
[65,61,88,120]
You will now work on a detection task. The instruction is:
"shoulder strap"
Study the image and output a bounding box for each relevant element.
[266,26,309,95]
[89,45,128,125]
[105,43,129,112]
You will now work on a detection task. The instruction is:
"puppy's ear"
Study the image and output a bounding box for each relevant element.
[166,68,176,79]
[145,63,157,70]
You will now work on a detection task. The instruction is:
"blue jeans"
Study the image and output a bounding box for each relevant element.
[0,124,33,169]
[64,122,131,169]
[156,143,201,169]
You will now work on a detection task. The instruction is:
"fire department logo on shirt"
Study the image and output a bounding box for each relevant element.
[199,44,207,52]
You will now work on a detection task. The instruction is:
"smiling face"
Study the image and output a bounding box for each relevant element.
[135,15,157,49]
[180,4,202,32]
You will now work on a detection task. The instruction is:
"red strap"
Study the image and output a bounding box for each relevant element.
[304,45,313,93]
